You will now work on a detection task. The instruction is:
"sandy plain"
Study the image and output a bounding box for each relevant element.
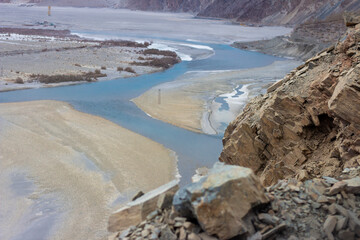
[0,100,177,240]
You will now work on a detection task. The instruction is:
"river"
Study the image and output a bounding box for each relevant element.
[0,6,300,240]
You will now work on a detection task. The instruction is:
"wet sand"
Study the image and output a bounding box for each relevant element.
[0,100,177,240]
[133,60,302,134]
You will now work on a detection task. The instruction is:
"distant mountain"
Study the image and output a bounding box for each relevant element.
[198,0,360,25]
[119,0,214,13]
[3,0,360,26]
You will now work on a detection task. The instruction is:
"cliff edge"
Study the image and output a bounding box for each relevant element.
[220,13,360,186]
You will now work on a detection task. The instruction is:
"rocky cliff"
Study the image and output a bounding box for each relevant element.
[220,15,360,186]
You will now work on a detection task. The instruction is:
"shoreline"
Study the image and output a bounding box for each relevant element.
[133,60,302,135]
[0,28,181,92]
[0,100,178,240]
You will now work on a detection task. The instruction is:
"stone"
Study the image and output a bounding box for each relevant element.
[141,229,150,238]
[328,181,348,195]
[329,65,360,128]
[108,180,179,232]
[183,221,193,229]
[188,233,201,240]
[160,226,177,240]
[173,164,268,240]
[328,204,337,215]
[157,191,176,210]
[108,232,119,240]
[347,210,360,236]
[336,216,348,231]
[335,204,349,218]
[338,230,355,240]
[344,177,360,194]
[262,223,287,240]
[317,195,329,203]
[132,191,145,201]
[146,210,159,220]
[258,213,278,226]
[198,233,218,240]
[179,227,187,240]
[323,216,337,240]
[323,176,339,185]
[296,170,309,182]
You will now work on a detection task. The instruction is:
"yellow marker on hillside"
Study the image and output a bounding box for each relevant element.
[48,6,51,16]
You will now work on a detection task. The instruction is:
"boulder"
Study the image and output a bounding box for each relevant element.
[328,65,360,129]
[344,177,360,194]
[173,163,269,240]
[108,180,179,232]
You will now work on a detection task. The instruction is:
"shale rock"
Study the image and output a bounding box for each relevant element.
[173,164,268,239]
[220,19,360,186]
[108,180,178,232]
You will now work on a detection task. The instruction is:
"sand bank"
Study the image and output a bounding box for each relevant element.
[0,31,180,92]
[133,60,302,134]
[0,100,177,240]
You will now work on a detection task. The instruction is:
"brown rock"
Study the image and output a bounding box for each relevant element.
[344,177,360,194]
[173,165,268,240]
[323,215,337,240]
[338,230,355,240]
[336,216,348,231]
[179,227,187,240]
[108,181,178,232]
[220,24,360,186]
[188,233,202,240]
[328,181,348,195]
[160,226,177,240]
[328,65,360,129]
[198,233,218,240]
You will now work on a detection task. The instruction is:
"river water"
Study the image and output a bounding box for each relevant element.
[0,41,285,183]
[0,7,301,239]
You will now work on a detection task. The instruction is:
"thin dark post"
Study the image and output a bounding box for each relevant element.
[158,89,161,105]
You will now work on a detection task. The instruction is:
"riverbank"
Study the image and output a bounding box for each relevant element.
[0,100,177,240]
[233,18,347,61]
[0,28,180,92]
[133,60,302,135]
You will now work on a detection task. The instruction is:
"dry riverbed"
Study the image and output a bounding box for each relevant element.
[0,100,177,240]
[0,28,180,92]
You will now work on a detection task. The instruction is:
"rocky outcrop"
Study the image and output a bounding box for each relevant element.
[233,18,347,61]
[108,180,179,233]
[220,19,360,186]
[111,165,360,240]
[173,164,268,239]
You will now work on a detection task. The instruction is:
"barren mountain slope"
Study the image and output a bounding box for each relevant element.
[220,15,360,186]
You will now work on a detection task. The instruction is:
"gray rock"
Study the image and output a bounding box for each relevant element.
[336,216,348,231]
[173,164,268,240]
[323,215,337,240]
[258,213,278,226]
[338,230,355,240]
[344,177,360,194]
[188,233,201,240]
[160,226,177,240]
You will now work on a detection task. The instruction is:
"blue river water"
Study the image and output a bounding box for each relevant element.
[0,43,283,183]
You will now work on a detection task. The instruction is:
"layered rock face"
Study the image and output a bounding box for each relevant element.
[198,0,360,26]
[220,18,360,186]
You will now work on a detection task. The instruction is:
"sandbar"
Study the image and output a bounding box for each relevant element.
[0,100,177,240]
